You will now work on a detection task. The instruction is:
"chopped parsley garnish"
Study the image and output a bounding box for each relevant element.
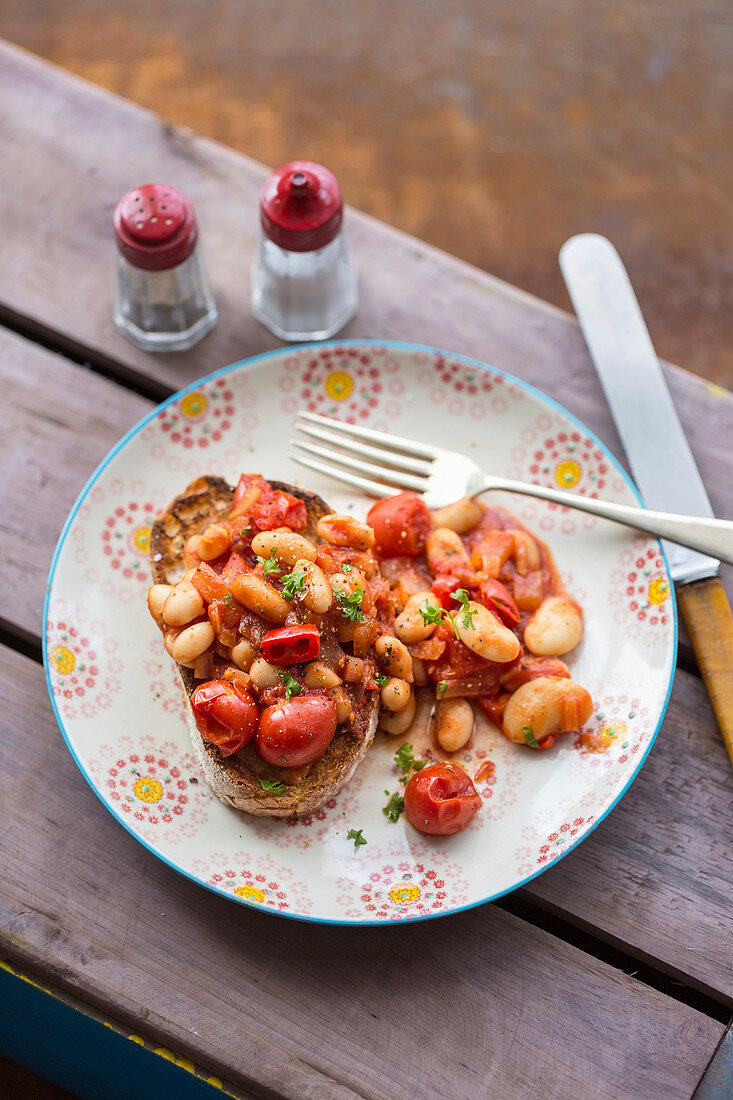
[278,670,303,700]
[280,568,306,601]
[223,592,233,606]
[523,725,540,749]
[259,778,286,794]
[256,550,280,577]
[437,680,448,699]
[346,827,367,849]
[341,563,353,573]
[374,672,390,688]
[239,527,253,538]
[418,601,461,641]
[334,587,366,622]
[383,791,405,822]
[450,588,478,629]
[393,742,428,773]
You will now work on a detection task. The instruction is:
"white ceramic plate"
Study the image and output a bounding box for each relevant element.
[44,341,676,924]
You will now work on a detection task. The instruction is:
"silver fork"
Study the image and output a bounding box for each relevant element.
[289,411,733,564]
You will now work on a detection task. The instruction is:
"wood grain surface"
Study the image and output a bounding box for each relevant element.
[1,41,732,1099]
[0,649,723,1100]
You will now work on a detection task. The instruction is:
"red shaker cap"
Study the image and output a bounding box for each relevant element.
[260,161,343,252]
[113,183,199,271]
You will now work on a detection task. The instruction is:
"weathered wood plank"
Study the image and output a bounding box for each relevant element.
[0,646,723,1100]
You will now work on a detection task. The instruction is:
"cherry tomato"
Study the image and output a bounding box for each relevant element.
[231,474,307,531]
[256,693,338,767]
[191,679,258,756]
[431,575,462,610]
[475,577,520,627]
[367,492,433,557]
[404,763,482,835]
[261,624,321,666]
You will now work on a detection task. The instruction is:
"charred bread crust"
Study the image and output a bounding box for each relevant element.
[150,476,379,817]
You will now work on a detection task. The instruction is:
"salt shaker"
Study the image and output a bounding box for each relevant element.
[113,183,218,352]
[251,161,358,341]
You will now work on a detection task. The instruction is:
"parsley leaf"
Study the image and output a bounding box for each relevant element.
[278,670,303,701]
[341,563,353,573]
[383,791,405,822]
[437,680,448,699]
[280,568,306,602]
[346,827,367,849]
[418,600,460,640]
[334,587,366,622]
[256,550,280,577]
[259,778,286,794]
[523,725,540,749]
[450,588,478,629]
[239,527,253,538]
[374,672,390,688]
[393,742,428,773]
[223,592,233,606]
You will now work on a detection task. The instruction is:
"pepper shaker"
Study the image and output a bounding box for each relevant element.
[251,161,358,341]
[113,183,218,352]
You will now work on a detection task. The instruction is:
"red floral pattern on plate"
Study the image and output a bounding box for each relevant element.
[513,816,596,877]
[609,542,671,628]
[47,601,122,720]
[89,733,211,842]
[193,851,312,913]
[337,856,470,920]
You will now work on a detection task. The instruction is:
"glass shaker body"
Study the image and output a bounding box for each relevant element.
[113,183,218,353]
[251,233,357,342]
[252,160,357,342]
[114,248,218,352]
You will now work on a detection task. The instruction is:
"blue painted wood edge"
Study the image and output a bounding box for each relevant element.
[693,1023,733,1100]
[0,960,240,1100]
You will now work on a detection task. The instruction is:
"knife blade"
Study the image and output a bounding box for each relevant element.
[559,233,717,585]
[559,233,733,766]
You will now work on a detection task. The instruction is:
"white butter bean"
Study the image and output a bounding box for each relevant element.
[249,658,280,692]
[380,678,413,712]
[435,698,474,752]
[148,584,174,626]
[251,530,317,566]
[317,514,375,551]
[431,497,483,535]
[502,677,593,745]
[171,621,215,663]
[426,527,471,575]
[162,581,205,627]
[375,635,414,683]
[378,692,417,736]
[296,559,332,614]
[524,597,583,656]
[394,591,441,644]
[455,601,521,663]
[231,573,290,624]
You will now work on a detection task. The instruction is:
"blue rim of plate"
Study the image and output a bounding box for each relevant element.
[43,339,678,927]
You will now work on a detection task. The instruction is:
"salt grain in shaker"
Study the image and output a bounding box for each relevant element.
[251,161,358,341]
[113,183,218,352]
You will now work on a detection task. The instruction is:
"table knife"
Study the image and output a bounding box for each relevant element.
[559,233,733,766]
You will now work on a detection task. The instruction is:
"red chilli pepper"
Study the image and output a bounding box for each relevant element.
[261,624,321,666]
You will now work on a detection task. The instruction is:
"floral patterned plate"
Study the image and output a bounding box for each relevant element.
[44,341,676,924]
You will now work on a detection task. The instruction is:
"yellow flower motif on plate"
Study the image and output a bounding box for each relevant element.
[647,578,670,605]
[133,525,151,553]
[52,646,76,675]
[555,460,582,488]
[389,882,421,905]
[134,776,163,803]
[235,884,266,904]
[181,392,207,418]
[598,720,627,752]
[325,371,353,401]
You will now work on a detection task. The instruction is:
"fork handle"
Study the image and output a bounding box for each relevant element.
[476,475,733,565]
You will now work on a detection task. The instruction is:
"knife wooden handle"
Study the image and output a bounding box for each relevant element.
[677,577,733,767]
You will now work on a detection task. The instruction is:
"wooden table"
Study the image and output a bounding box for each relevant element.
[1,41,731,1100]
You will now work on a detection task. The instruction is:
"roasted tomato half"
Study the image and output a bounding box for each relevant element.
[191,679,259,756]
[367,492,433,557]
[474,577,520,627]
[255,693,338,767]
[403,763,482,835]
[231,474,307,531]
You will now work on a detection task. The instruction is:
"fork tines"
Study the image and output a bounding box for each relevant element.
[289,411,435,498]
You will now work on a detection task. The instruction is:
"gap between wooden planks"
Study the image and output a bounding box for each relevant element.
[2,325,732,1010]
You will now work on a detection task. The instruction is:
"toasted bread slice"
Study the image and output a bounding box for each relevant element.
[150,476,379,817]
